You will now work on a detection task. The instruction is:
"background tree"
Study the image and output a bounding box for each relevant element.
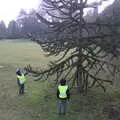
[0,21,7,39]
[0,8,48,40]
[7,20,20,39]
[24,0,120,94]
[100,0,120,33]
[17,9,48,39]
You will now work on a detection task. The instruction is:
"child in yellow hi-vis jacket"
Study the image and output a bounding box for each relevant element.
[16,69,28,95]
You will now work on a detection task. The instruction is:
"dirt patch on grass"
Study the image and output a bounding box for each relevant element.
[0,65,4,68]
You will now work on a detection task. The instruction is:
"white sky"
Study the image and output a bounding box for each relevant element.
[87,0,115,13]
[0,0,41,25]
[0,0,115,25]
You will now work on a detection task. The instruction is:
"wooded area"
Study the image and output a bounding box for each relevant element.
[0,9,48,39]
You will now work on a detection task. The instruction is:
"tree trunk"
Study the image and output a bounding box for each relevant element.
[76,49,84,93]
[76,67,84,93]
[75,0,84,93]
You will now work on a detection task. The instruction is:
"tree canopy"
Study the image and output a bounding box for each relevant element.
[25,0,120,94]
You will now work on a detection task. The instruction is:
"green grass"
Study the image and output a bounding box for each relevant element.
[0,39,120,120]
[0,39,55,67]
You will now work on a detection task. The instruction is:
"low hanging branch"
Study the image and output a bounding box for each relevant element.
[25,0,120,94]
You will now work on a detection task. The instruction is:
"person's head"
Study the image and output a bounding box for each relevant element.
[60,79,66,85]
[16,70,22,76]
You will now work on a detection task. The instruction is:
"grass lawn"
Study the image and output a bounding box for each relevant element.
[0,39,120,120]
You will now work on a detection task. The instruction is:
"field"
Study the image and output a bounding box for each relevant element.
[0,40,120,120]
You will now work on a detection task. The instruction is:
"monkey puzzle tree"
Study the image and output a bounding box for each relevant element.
[25,0,120,93]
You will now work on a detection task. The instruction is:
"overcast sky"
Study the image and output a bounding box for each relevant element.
[0,0,114,25]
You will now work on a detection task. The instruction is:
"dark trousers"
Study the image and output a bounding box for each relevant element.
[19,84,24,95]
[57,99,68,115]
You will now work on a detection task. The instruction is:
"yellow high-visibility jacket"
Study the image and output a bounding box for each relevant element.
[58,85,68,98]
[17,74,26,84]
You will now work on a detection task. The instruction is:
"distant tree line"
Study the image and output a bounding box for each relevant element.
[0,9,48,40]
[1,0,120,41]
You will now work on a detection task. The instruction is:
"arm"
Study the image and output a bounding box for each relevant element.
[17,78,20,86]
[24,72,28,76]
[66,89,70,100]
[57,89,60,99]
[23,70,28,76]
